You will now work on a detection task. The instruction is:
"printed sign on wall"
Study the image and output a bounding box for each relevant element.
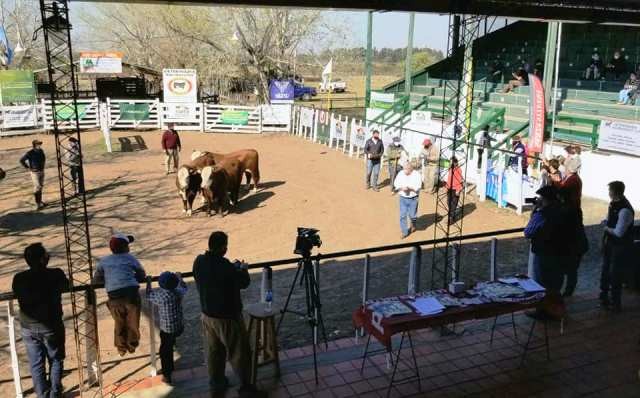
[598,120,640,156]
[80,51,123,74]
[163,69,197,103]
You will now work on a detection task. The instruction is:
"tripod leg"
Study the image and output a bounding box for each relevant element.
[276,261,303,334]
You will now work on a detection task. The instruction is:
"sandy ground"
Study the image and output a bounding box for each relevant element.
[0,130,609,396]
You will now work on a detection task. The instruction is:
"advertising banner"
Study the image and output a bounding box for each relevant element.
[164,103,199,122]
[261,104,291,125]
[598,120,640,156]
[0,70,36,105]
[370,92,395,110]
[2,105,37,128]
[163,69,197,103]
[80,51,123,74]
[119,103,150,121]
[269,80,294,102]
[331,118,347,140]
[55,104,88,121]
[300,108,315,129]
[221,110,249,125]
[350,122,368,148]
[527,74,545,153]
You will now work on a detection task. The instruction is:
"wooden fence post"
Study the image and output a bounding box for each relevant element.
[408,246,422,295]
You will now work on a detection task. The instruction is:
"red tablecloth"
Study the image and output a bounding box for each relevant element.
[353,297,542,350]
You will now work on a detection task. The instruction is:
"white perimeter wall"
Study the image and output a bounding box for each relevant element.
[546,143,640,210]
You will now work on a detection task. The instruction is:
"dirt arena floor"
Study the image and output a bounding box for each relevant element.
[0,130,609,396]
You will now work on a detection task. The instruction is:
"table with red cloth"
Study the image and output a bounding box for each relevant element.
[352,290,549,397]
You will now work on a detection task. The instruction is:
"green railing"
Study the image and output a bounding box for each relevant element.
[367,94,410,125]
[553,114,600,148]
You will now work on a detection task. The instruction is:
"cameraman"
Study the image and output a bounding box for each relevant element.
[524,186,565,319]
[193,231,266,398]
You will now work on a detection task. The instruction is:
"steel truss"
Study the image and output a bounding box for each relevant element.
[38,0,103,395]
[431,14,484,290]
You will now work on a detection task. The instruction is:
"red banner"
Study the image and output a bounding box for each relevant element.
[528,74,545,153]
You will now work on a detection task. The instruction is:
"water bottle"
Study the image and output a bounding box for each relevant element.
[265,290,273,312]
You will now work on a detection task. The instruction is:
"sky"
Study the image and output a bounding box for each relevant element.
[333,11,450,52]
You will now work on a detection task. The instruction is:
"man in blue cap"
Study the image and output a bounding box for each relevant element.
[146,271,187,383]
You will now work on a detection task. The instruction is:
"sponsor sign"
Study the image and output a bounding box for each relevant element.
[528,74,545,153]
[269,80,294,102]
[163,69,197,103]
[119,103,150,121]
[370,92,395,110]
[221,110,249,125]
[261,104,291,125]
[2,105,37,128]
[55,104,88,121]
[331,118,347,140]
[0,70,36,105]
[164,103,199,122]
[300,108,315,129]
[410,111,432,127]
[598,120,640,156]
[80,51,123,74]
[350,122,368,148]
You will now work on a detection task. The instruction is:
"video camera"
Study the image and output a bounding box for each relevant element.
[294,227,322,256]
[524,197,538,205]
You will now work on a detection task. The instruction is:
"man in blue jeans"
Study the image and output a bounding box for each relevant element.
[12,243,68,398]
[364,129,384,191]
[394,162,422,239]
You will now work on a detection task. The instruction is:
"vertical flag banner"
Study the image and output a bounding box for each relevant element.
[528,73,545,153]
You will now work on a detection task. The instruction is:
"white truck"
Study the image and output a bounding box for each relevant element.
[318,79,347,93]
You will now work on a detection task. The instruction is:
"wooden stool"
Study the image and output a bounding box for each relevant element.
[245,303,280,385]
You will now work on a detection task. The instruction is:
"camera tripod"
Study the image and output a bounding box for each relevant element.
[276,253,328,384]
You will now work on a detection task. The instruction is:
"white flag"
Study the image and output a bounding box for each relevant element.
[322,59,333,79]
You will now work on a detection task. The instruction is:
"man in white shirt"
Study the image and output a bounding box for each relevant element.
[394,162,422,239]
[600,181,635,311]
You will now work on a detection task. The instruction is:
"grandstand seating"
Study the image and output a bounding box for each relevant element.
[384,21,640,147]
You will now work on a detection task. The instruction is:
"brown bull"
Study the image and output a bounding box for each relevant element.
[190,149,260,192]
[200,157,243,216]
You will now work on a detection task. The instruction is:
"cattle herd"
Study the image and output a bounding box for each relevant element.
[175,149,261,217]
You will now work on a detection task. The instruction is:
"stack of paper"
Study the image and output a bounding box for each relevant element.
[498,277,546,293]
[411,297,445,316]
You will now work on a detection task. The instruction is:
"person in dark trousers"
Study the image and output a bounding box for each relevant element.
[20,139,47,210]
[600,181,635,311]
[66,137,84,195]
[146,271,187,384]
[445,156,463,225]
[93,233,146,356]
[509,135,528,175]
[364,129,384,191]
[193,231,266,398]
[524,185,567,320]
[605,50,627,80]
[161,123,182,175]
[475,126,494,169]
[386,136,409,194]
[558,189,588,297]
[12,243,68,398]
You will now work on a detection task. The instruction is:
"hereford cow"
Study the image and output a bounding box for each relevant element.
[200,157,243,216]
[191,149,260,192]
[175,165,202,217]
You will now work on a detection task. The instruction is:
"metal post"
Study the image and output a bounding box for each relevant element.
[527,244,535,278]
[490,238,498,281]
[7,300,23,398]
[408,246,422,295]
[313,258,320,346]
[84,290,101,385]
[357,254,371,341]
[404,13,415,97]
[543,22,559,110]
[451,244,460,282]
[549,22,563,154]
[365,11,373,108]
[146,278,158,377]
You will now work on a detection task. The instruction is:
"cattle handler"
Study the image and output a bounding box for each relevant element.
[20,139,47,210]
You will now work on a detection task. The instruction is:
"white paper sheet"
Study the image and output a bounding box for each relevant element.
[411,297,445,316]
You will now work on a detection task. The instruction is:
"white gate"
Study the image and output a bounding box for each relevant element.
[204,104,261,133]
[107,99,161,129]
[42,98,99,130]
[160,102,204,131]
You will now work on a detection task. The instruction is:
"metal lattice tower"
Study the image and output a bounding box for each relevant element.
[431,15,483,290]
[38,0,103,395]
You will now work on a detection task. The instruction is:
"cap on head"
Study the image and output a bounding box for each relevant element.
[392,136,401,143]
[109,232,134,253]
[512,135,521,141]
[32,139,43,147]
[158,271,179,290]
[422,138,432,147]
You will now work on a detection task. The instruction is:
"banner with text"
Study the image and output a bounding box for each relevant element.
[119,103,150,121]
[221,110,249,125]
[330,118,347,141]
[55,104,88,121]
[370,92,395,110]
[80,51,123,74]
[598,120,640,156]
[261,104,291,125]
[528,73,545,153]
[2,105,37,128]
[269,79,294,102]
[350,121,367,148]
[164,103,199,122]
[0,70,36,105]
[163,69,197,103]
[300,108,315,129]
